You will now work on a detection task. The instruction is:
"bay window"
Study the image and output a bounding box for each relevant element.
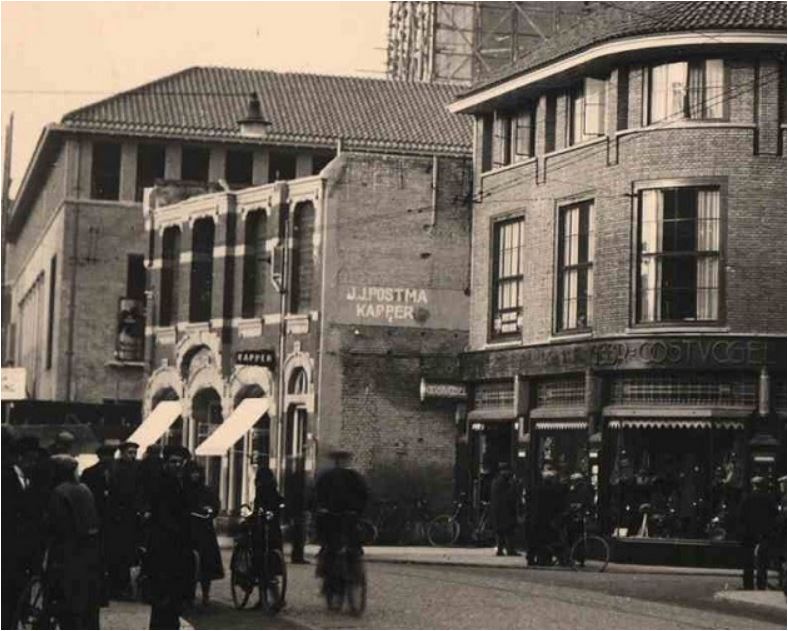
[491,216,524,338]
[647,59,725,123]
[557,200,594,331]
[637,186,721,323]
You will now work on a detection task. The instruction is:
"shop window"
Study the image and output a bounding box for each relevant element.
[568,78,606,146]
[637,186,721,323]
[646,59,725,124]
[159,226,181,326]
[536,430,588,481]
[557,200,594,331]
[135,143,166,201]
[225,149,254,189]
[491,216,524,338]
[607,425,745,540]
[189,218,214,323]
[610,373,757,408]
[91,141,121,200]
[181,146,210,182]
[479,113,493,172]
[312,153,334,175]
[45,255,56,370]
[241,210,267,318]
[536,375,586,408]
[268,151,296,182]
[290,203,315,313]
[472,380,514,410]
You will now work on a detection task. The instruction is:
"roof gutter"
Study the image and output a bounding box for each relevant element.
[449,30,786,114]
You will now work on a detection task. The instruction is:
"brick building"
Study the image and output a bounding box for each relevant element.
[120,68,473,511]
[449,1,786,557]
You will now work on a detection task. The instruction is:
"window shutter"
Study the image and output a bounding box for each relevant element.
[492,114,506,168]
[514,108,534,159]
[584,77,606,136]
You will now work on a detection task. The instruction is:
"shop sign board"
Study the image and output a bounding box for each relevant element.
[235,349,276,368]
[464,336,786,379]
[1,367,27,400]
[420,378,467,402]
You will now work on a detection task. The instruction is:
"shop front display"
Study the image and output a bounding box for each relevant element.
[533,421,589,483]
[605,419,746,541]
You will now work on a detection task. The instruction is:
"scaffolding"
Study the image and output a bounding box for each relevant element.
[387,1,594,86]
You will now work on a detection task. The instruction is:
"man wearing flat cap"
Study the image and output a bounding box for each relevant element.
[106,440,141,598]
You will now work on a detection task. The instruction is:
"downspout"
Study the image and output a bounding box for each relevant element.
[315,175,328,468]
[275,184,290,482]
[65,138,81,401]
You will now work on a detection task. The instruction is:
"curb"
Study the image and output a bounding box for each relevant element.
[713,590,787,616]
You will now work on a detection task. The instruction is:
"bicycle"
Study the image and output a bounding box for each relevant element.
[230,503,287,614]
[567,510,610,573]
[15,572,56,630]
[399,497,431,545]
[318,510,367,616]
[427,494,464,547]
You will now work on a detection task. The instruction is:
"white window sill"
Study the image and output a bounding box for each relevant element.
[625,325,731,335]
[617,121,756,139]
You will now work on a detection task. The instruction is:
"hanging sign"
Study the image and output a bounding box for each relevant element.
[420,378,467,402]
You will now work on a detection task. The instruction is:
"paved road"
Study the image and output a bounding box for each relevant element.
[185,552,784,630]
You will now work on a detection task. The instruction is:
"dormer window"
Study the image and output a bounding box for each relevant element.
[646,59,725,124]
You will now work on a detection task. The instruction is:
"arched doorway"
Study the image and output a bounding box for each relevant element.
[193,387,223,497]
[152,387,183,447]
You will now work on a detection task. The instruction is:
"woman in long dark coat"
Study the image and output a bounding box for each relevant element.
[46,455,103,629]
[185,462,224,605]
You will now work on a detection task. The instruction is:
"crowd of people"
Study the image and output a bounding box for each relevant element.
[2,432,228,629]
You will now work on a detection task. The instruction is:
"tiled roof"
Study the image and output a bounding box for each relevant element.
[61,66,471,154]
[465,1,787,95]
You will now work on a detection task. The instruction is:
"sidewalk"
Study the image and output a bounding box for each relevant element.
[100,600,193,630]
[301,543,741,577]
[714,589,787,615]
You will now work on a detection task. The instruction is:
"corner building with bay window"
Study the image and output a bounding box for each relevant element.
[450,1,786,564]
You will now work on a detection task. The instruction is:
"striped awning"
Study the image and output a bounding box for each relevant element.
[534,421,587,430]
[607,419,745,430]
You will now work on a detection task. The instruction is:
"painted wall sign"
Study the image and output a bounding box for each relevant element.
[334,283,469,331]
[463,336,786,380]
[1,367,27,400]
[420,378,468,402]
[235,349,276,368]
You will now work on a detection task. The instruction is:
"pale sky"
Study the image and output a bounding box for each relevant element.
[1,1,391,196]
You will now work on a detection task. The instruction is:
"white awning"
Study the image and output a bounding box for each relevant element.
[126,401,182,454]
[608,419,745,430]
[195,397,270,457]
[534,421,587,430]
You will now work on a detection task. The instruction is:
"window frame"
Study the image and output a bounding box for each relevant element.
[644,57,729,126]
[488,213,525,341]
[554,198,595,334]
[629,177,728,328]
[90,141,122,200]
[181,145,211,182]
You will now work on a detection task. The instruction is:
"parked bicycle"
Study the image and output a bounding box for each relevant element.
[230,503,287,614]
[399,497,432,545]
[427,493,493,547]
[540,507,609,572]
[318,510,367,616]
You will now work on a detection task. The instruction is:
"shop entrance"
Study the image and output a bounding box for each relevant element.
[469,422,514,507]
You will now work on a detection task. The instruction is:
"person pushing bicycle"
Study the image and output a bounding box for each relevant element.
[313,449,369,581]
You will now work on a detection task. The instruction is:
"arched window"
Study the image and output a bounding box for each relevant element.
[190,218,214,322]
[288,367,309,395]
[159,226,181,326]
[290,203,315,313]
[241,210,267,318]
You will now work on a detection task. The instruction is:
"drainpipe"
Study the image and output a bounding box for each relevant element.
[65,139,81,401]
[275,183,290,483]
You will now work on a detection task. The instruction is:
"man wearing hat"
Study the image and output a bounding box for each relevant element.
[490,462,519,556]
[144,445,194,629]
[106,440,141,598]
[46,454,102,628]
[736,476,778,589]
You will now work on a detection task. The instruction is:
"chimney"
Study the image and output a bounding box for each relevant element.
[238,92,271,138]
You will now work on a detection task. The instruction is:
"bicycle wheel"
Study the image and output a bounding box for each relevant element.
[230,546,255,609]
[427,515,460,547]
[570,535,610,572]
[260,549,287,614]
[345,556,367,616]
[15,576,48,630]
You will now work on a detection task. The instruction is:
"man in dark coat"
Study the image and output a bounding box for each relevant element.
[46,455,103,630]
[490,462,519,556]
[146,445,195,629]
[81,443,117,605]
[185,461,223,606]
[737,476,778,589]
[106,440,141,597]
[139,444,164,508]
[2,436,41,629]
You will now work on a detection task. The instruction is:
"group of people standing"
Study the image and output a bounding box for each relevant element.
[2,432,225,629]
